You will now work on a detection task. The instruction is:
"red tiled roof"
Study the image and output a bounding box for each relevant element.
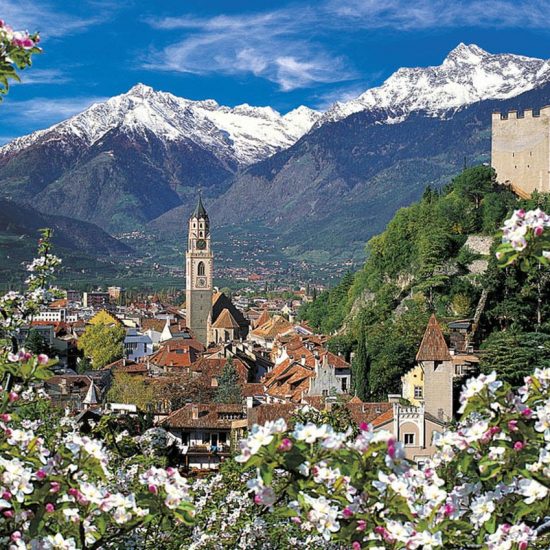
[211,308,240,329]
[347,402,393,426]
[246,403,298,427]
[416,315,451,362]
[162,403,245,429]
[140,318,167,333]
[371,407,394,428]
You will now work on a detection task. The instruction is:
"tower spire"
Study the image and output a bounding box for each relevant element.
[192,193,208,219]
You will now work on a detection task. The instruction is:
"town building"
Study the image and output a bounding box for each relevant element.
[185,197,249,346]
[162,403,246,470]
[83,291,110,309]
[492,106,550,198]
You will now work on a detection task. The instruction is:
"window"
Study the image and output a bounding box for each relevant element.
[197,262,205,276]
[404,433,415,446]
[414,386,423,399]
[341,377,348,391]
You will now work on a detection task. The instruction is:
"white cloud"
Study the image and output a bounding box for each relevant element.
[13,69,70,85]
[326,0,550,30]
[2,96,107,126]
[144,7,356,91]
[0,0,110,37]
[144,1,549,92]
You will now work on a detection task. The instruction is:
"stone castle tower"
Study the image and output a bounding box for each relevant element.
[185,196,213,345]
[492,106,550,198]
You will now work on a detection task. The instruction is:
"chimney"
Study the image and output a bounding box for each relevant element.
[192,405,199,420]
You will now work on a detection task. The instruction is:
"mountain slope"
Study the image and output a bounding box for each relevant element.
[207,79,550,262]
[2,45,550,263]
[0,198,131,257]
[0,85,320,232]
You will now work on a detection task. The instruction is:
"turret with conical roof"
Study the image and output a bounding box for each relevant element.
[192,194,208,220]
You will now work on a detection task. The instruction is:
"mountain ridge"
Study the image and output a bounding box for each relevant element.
[1,43,549,265]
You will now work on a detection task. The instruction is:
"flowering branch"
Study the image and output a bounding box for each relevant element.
[0,19,40,100]
[496,208,550,270]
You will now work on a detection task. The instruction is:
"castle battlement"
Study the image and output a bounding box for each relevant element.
[491,105,550,197]
[492,105,550,121]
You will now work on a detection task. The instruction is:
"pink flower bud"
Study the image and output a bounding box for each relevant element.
[2,491,11,500]
[518,542,528,550]
[357,520,366,531]
[37,354,49,365]
[502,524,511,534]
[3,510,14,518]
[148,484,158,494]
[36,470,46,480]
[359,422,369,431]
[68,488,79,498]
[10,531,22,542]
[534,225,544,237]
[342,507,353,518]
[8,392,18,403]
[0,414,11,422]
[166,467,175,476]
[443,503,454,516]
[514,441,525,451]
[517,209,526,218]
[278,438,293,452]
[254,494,262,505]
[352,542,361,549]
[387,438,396,459]
[45,503,54,513]
[291,516,301,524]
[50,482,61,493]
[508,420,518,432]
[521,408,533,418]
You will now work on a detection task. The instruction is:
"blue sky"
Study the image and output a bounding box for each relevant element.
[1,0,550,143]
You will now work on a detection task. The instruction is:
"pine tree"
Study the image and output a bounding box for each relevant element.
[24,329,51,355]
[214,358,242,404]
[352,326,369,400]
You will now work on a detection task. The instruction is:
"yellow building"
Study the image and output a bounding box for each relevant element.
[401,365,424,406]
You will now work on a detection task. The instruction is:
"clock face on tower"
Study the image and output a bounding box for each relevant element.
[196,239,207,250]
[196,276,207,288]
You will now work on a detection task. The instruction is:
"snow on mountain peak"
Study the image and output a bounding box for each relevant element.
[321,44,550,124]
[444,43,489,65]
[0,85,321,165]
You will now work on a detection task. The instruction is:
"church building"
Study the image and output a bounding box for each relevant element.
[185,197,249,346]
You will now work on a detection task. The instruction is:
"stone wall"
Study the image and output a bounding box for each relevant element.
[491,106,550,197]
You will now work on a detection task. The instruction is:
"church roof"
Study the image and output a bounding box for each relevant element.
[211,308,240,329]
[192,195,208,219]
[416,314,452,362]
[255,308,271,328]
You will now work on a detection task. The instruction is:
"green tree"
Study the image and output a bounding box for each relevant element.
[24,329,51,355]
[214,358,242,404]
[480,331,550,386]
[77,323,125,369]
[352,327,369,400]
[107,371,155,410]
[76,355,92,374]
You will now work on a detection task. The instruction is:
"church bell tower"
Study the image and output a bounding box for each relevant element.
[185,196,213,345]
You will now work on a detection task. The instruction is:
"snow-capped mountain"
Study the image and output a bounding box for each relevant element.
[1,84,321,165]
[321,44,550,124]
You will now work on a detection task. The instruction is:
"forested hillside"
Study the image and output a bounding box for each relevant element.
[300,166,550,399]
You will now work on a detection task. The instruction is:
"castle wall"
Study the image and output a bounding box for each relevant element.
[421,360,454,422]
[491,106,550,197]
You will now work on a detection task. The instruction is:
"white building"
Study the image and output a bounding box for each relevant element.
[124,328,153,362]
